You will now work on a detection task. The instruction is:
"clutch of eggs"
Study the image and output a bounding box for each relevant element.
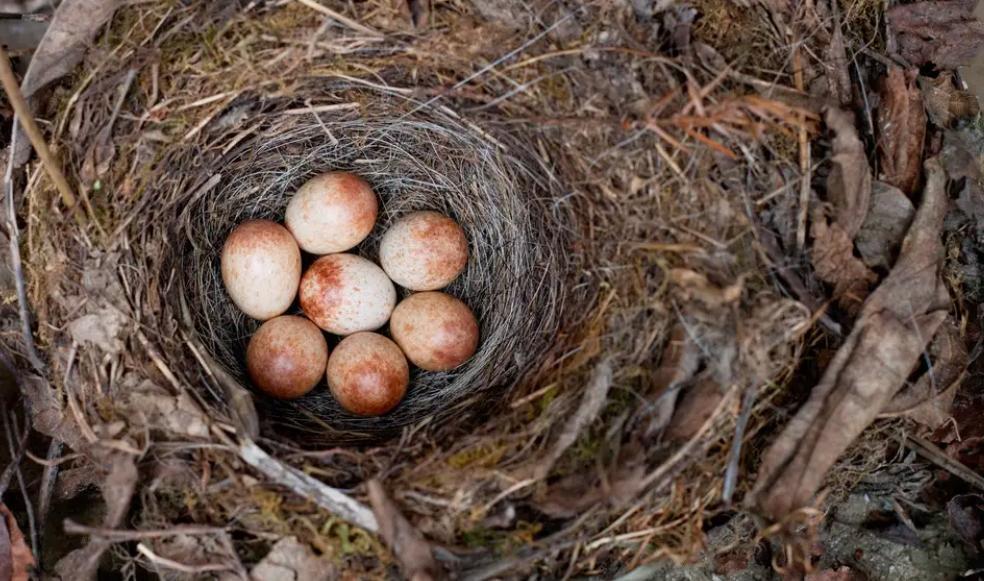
[220,171,480,415]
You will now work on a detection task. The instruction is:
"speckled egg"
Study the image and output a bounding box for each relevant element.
[299,254,396,335]
[379,211,468,291]
[246,315,328,399]
[285,172,379,254]
[326,332,409,416]
[221,219,301,320]
[389,291,479,371]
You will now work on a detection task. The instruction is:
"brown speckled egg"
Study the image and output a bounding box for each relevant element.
[247,315,328,399]
[379,211,468,291]
[285,172,379,254]
[326,332,409,416]
[221,219,301,320]
[299,254,396,335]
[389,291,479,372]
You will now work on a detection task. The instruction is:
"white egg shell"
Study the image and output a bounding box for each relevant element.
[299,254,396,335]
[221,219,301,320]
[285,172,379,254]
[379,211,469,291]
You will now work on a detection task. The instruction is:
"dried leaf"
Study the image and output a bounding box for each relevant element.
[66,306,127,355]
[881,318,967,429]
[533,458,647,519]
[750,159,950,522]
[804,567,866,581]
[920,73,981,128]
[947,494,984,554]
[124,381,210,439]
[825,108,872,237]
[250,537,336,581]
[641,323,701,439]
[888,0,984,69]
[877,67,926,195]
[810,217,876,311]
[367,480,442,581]
[535,359,612,479]
[665,377,723,441]
[12,0,122,166]
[0,504,35,581]
[855,182,915,270]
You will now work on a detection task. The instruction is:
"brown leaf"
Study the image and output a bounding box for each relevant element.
[533,456,647,519]
[877,67,926,195]
[920,73,981,128]
[641,323,701,439]
[855,182,915,270]
[750,158,950,522]
[881,317,967,429]
[825,108,872,237]
[665,377,724,441]
[804,567,866,581]
[0,504,35,581]
[888,0,984,69]
[810,217,876,312]
[12,0,122,166]
[367,480,442,581]
[668,269,743,307]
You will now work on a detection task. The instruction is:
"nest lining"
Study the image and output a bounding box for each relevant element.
[150,80,571,438]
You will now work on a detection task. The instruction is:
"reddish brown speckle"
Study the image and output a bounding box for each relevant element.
[247,315,328,399]
[390,291,478,371]
[326,332,408,416]
[299,256,344,329]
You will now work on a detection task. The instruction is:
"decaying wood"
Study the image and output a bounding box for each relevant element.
[750,158,951,522]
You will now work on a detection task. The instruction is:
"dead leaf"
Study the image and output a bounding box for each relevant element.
[750,158,950,522]
[535,359,612,479]
[887,0,984,69]
[855,182,914,270]
[881,318,967,429]
[641,323,700,439]
[665,377,723,441]
[825,108,872,237]
[533,457,647,519]
[947,494,984,554]
[66,306,127,355]
[54,453,137,581]
[804,567,866,581]
[877,67,926,195]
[810,216,876,311]
[0,504,35,581]
[12,0,123,166]
[124,380,210,439]
[249,537,336,581]
[367,480,442,581]
[920,73,981,128]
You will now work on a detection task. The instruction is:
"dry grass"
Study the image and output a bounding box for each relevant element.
[10,0,878,575]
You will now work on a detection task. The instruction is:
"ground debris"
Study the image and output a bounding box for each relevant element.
[640,323,700,440]
[877,67,926,196]
[368,480,442,581]
[887,0,984,68]
[920,73,980,128]
[855,182,914,270]
[750,158,950,523]
[241,536,336,581]
[947,494,984,555]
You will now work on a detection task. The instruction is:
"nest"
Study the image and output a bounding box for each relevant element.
[153,80,571,440]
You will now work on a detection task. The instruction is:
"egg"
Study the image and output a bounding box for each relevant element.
[389,291,479,371]
[379,211,469,291]
[221,219,301,320]
[299,254,396,335]
[246,315,328,399]
[285,172,379,254]
[326,332,409,416]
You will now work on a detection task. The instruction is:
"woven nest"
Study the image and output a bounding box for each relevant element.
[151,80,570,440]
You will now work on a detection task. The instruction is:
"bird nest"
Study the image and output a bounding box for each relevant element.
[159,81,569,440]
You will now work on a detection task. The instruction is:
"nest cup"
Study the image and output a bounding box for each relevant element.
[159,80,570,441]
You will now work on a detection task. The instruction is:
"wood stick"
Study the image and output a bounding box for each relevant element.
[0,44,83,222]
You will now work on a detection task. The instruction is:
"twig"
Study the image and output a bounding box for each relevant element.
[36,438,62,566]
[722,384,759,505]
[64,520,228,541]
[904,434,984,491]
[3,406,36,560]
[137,543,232,575]
[792,45,811,251]
[237,438,379,533]
[292,0,383,38]
[0,45,82,222]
